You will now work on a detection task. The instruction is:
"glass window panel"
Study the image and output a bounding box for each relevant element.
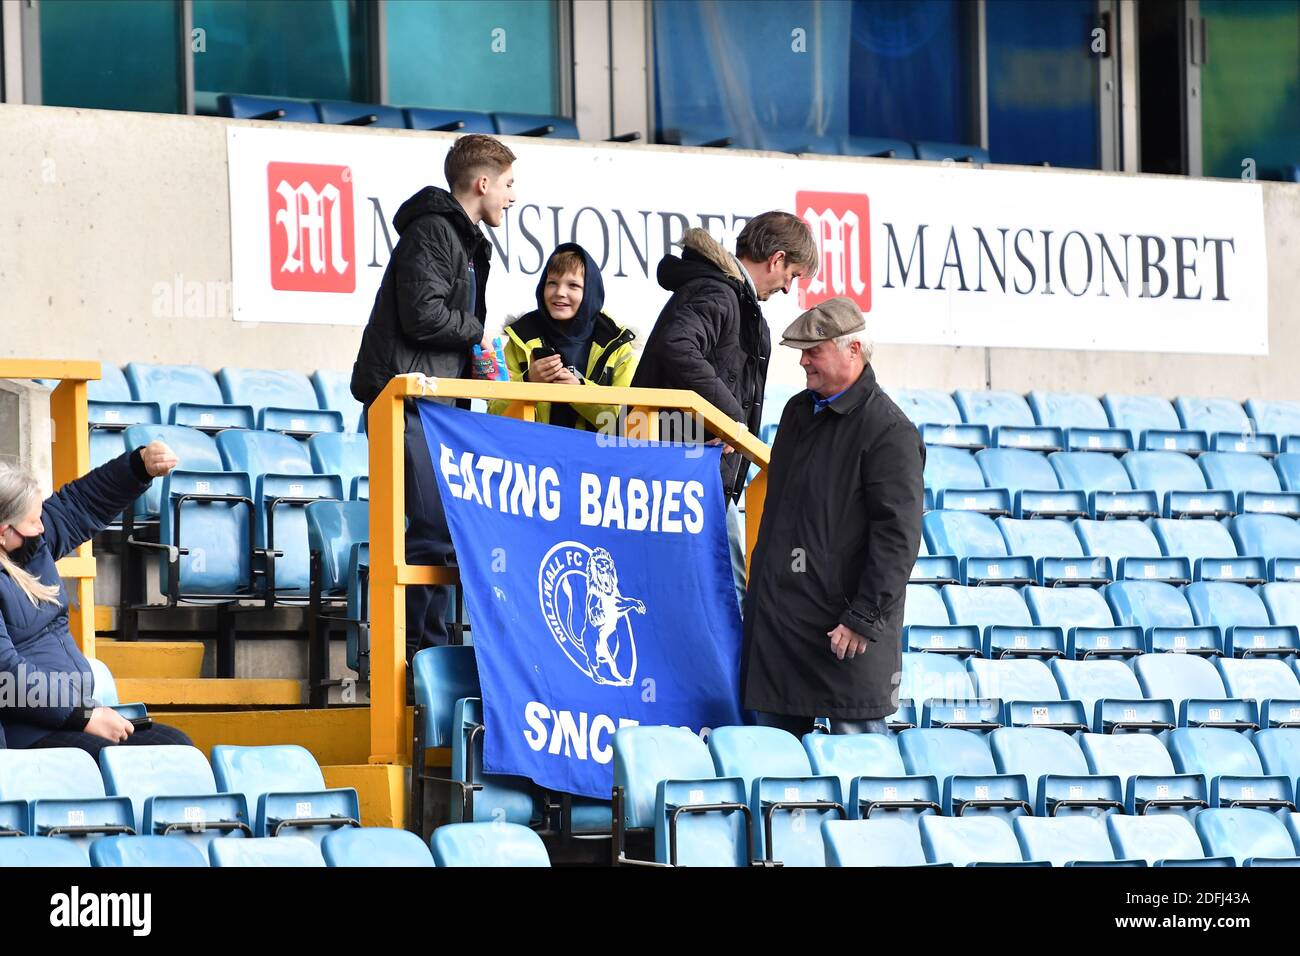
[985,0,1100,169]
[192,0,369,103]
[848,0,977,144]
[40,0,182,113]
[1201,0,1300,180]
[386,0,559,114]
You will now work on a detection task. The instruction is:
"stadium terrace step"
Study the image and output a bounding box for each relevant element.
[115,678,302,708]
[94,640,206,679]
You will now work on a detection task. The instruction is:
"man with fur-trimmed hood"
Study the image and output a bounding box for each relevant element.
[633,213,818,600]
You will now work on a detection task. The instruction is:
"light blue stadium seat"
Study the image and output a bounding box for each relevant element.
[903,584,979,656]
[944,585,1061,659]
[1107,814,1222,865]
[88,361,162,432]
[0,800,25,835]
[218,367,342,434]
[1218,661,1300,727]
[1253,730,1300,790]
[156,470,254,598]
[124,362,252,431]
[1103,393,1183,444]
[451,698,540,826]
[1168,728,1293,811]
[1014,816,1132,866]
[308,432,368,488]
[1229,516,1300,580]
[217,93,318,123]
[217,429,313,476]
[209,836,325,866]
[897,652,979,725]
[1195,808,1300,865]
[402,107,495,133]
[1244,399,1300,439]
[1080,732,1209,816]
[1150,517,1239,567]
[1050,658,1172,732]
[100,744,251,845]
[912,141,990,164]
[0,749,134,853]
[997,517,1084,558]
[122,424,222,520]
[1175,396,1251,435]
[893,388,961,425]
[431,822,551,866]
[210,745,360,843]
[919,815,1037,865]
[1104,579,1194,629]
[990,726,1122,817]
[803,732,940,822]
[1120,450,1230,518]
[1259,581,1300,626]
[89,835,209,867]
[89,427,132,477]
[0,836,92,867]
[351,476,370,500]
[1049,452,1132,493]
[1199,452,1282,500]
[923,447,985,492]
[967,658,1084,729]
[955,390,1035,428]
[310,370,364,433]
[492,111,579,138]
[1025,587,1141,659]
[822,818,934,866]
[320,827,434,867]
[1134,654,1251,729]
[1076,521,1185,586]
[708,726,845,866]
[1186,581,1296,657]
[1028,391,1109,430]
[1274,454,1300,492]
[314,100,405,127]
[306,500,370,673]
[922,512,1013,574]
[898,728,1031,817]
[612,725,749,866]
[975,448,1059,495]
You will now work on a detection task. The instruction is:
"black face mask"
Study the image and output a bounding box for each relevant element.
[7,531,40,565]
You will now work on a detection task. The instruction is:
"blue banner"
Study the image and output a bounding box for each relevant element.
[417,400,744,799]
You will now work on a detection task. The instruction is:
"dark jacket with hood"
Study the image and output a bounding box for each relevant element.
[1,450,152,748]
[632,228,769,501]
[488,243,636,430]
[351,186,490,408]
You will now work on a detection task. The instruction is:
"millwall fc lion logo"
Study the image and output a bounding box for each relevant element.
[538,542,646,686]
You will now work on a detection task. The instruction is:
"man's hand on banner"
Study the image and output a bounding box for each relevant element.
[705,437,736,454]
[827,623,869,660]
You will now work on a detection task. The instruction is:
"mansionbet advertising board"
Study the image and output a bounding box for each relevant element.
[227,126,1268,355]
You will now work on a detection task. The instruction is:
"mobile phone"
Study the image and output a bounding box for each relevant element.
[531,345,559,362]
[130,716,154,731]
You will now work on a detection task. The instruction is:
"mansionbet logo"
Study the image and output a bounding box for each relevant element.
[267,162,355,293]
[797,190,871,312]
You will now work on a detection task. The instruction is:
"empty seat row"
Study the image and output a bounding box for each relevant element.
[915,512,1300,585]
[893,388,1300,448]
[87,362,361,435]
[896,650,1300,732]
[824,809,1300,866]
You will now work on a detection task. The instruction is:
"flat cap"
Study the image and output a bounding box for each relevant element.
[780,296,866,348]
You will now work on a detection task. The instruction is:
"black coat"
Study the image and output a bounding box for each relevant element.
[631,228,769,501]
[741,365,925,719]
[351,186,490,408]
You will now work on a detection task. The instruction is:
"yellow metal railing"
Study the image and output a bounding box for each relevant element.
[366,374,771,765]
[0,359,101,659]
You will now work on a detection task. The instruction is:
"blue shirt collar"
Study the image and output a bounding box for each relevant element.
[813,387,850,414]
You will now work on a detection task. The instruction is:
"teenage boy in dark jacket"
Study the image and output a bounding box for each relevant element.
[351,134,517,660]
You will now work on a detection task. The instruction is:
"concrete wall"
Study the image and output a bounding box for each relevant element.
[2,103,1299,400]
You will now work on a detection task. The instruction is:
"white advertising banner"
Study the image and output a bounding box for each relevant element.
[227,126,1269,355]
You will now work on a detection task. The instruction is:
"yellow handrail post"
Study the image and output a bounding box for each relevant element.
[0,360,101,657]
[367,378,410,764]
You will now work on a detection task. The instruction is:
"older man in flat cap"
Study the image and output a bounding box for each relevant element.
[741,296,924,735]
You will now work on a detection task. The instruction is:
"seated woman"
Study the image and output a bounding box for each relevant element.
[488,243,637,430]
[0,441,192,756]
